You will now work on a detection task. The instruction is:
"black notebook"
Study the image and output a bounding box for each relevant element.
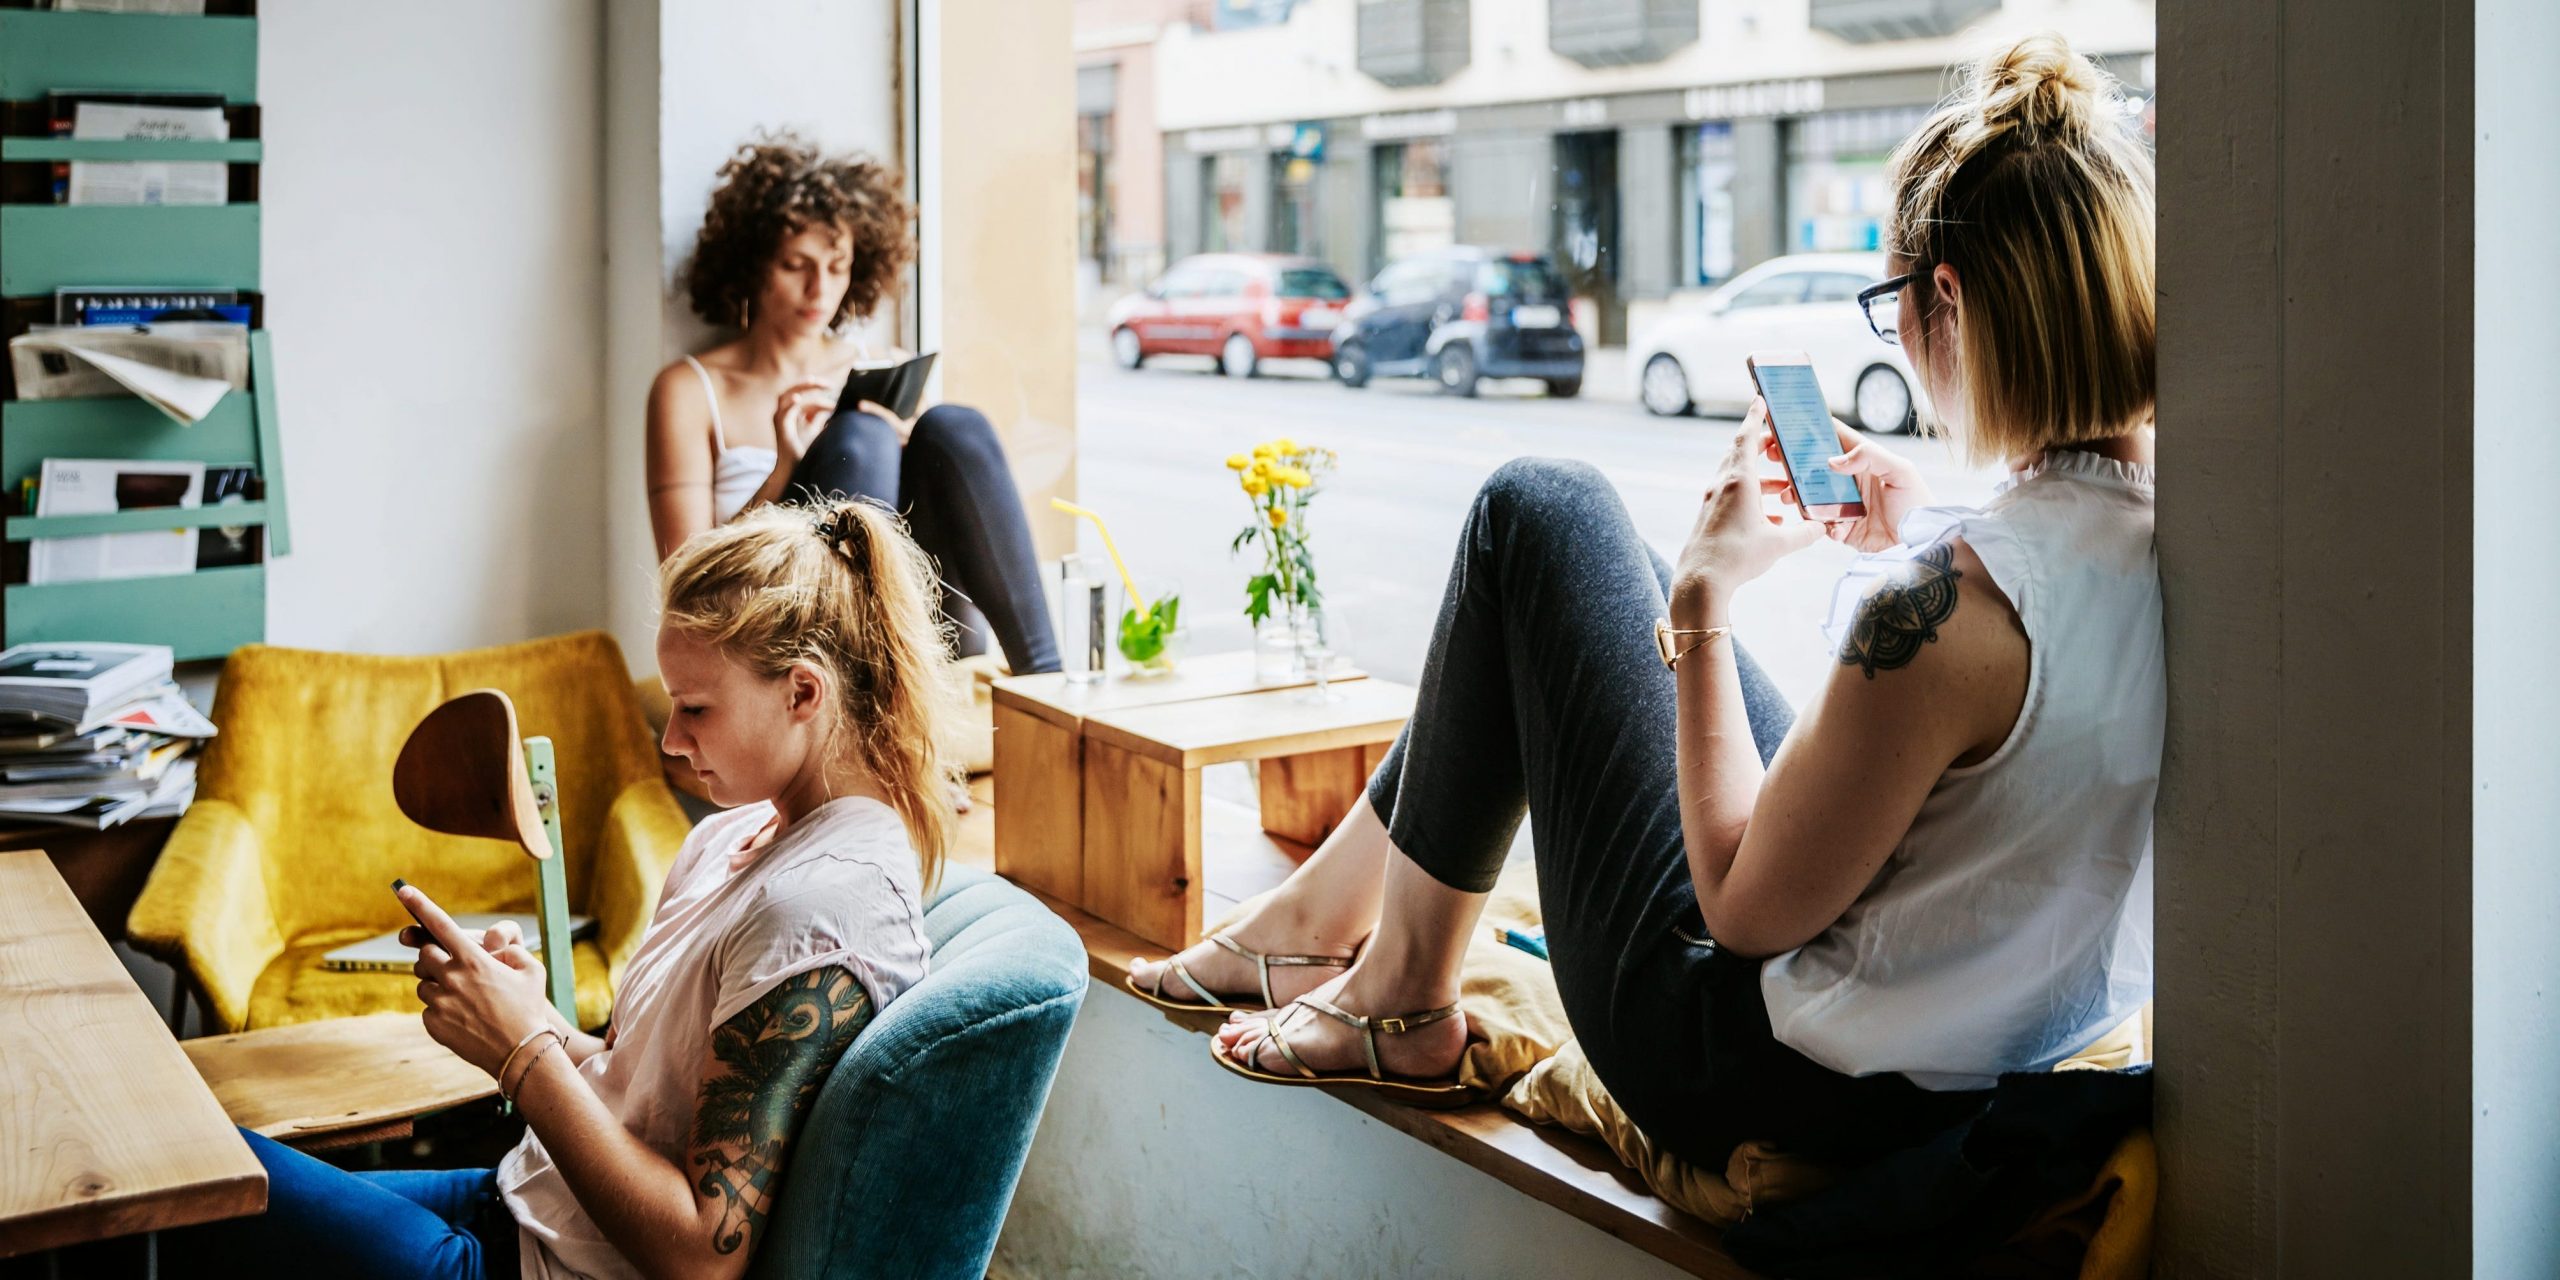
[837,352,939,421]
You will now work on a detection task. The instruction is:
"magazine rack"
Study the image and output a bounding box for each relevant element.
[0,1,285,661]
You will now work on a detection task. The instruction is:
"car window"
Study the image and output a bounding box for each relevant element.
[1474,258,1568,303]
[1203,269,1249,298]
[1278,267,1350,301]
[1155,267,1203,298]
[1726,273,1811,309]
[1379,263,1443,307]
[1805,273,1871,303]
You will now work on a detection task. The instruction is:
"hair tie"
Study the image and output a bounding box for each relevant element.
[814,507,864,557]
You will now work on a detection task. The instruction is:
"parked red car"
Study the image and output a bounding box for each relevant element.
[1107,253,1353,378]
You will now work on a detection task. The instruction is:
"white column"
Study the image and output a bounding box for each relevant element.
[600,0,903,666]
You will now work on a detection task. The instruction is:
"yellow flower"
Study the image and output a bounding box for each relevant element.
[1268,505,1290,528]
[1279,467,1312,488]
[1225,454,1250,471]
[1250,459,1273,478]
[1243,477,1270,497]
[1251,442,1277,460]
[1273,436,1300,454]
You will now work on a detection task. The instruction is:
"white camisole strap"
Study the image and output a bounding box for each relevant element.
[681,354,729,451]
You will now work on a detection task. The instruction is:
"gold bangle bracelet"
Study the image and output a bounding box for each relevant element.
[494,1025,555,1089]
[502,1030,565,1104]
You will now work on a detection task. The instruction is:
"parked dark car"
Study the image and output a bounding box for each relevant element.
[1329,248,1584,398]
[1106,253,1352,378]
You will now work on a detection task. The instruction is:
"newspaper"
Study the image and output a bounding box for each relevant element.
[8,323,246,423]
[67,101,227,207]
[29,458,204,586]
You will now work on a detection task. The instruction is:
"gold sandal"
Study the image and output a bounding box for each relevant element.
[1210,994,1474,1107]
[1125,933,1353,1014]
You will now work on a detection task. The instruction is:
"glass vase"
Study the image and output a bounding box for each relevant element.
[1253,605,1306,684]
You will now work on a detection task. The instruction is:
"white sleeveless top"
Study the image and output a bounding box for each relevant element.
[1759,450,2160,1091]
[682,355,777,524]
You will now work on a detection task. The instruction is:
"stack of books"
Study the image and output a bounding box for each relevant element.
[0,642,215,830]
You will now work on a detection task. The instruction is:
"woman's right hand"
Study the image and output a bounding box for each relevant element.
[770,380,837,463]
[1763,414,1938,554]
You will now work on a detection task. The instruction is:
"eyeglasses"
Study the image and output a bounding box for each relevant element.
[1857,271,1922,346]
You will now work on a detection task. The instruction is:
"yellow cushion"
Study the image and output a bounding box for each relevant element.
[128,631,690,1033]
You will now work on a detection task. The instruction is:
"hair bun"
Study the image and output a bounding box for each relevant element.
[1974,31,2105,143]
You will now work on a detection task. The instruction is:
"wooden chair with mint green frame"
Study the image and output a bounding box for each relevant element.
[391,689,576,1023]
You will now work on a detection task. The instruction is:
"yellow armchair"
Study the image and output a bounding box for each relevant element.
[127,631,692,1033]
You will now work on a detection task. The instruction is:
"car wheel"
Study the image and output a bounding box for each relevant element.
[1854,364,1915,434]
[1545,376,1582,399]
[1111,327,1144,370]
[1433,345,1479,398]
[1333,340,1371,389]
[1221,333,1260,379]
[1640,354,1692,417]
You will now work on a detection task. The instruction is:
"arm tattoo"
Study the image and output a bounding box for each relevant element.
[689,968,874,1255]
[1838,542,1962,679]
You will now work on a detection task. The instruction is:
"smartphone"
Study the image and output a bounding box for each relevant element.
[1747,351,1866,522]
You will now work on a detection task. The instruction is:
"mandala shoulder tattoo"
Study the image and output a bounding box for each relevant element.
[1839,541,1962,679]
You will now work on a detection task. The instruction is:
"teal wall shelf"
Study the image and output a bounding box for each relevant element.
[0,205,262,294]
[1,138,263,163]
[0,10,258,104]
[3,4,279,660]
[4,565,267,663]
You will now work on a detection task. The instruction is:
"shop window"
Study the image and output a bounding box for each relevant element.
[1785,106,1932,254]
[1269,150,1320,258]
[1679,122,1739,286]
[1373,139,1454,272]
[1203,152,1253,252]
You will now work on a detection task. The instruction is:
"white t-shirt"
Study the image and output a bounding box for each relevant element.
[499,796,930,1280]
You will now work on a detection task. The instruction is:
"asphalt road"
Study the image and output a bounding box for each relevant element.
[1068,339,2001,711]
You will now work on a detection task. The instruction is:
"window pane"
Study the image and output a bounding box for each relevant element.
[1806,273,1872,303]
[1278,267,1350,300]
[1729,274,1810,308]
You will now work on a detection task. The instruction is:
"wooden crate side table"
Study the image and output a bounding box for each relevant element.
[991,651,1364,906]
[1078,679,1415,951]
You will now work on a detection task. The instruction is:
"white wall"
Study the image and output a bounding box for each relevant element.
[998,990,1696,1280]
[259,0,609,654]
[1151,0,2157,131]
[600,0,903,668]
[2474,0,2560,1271]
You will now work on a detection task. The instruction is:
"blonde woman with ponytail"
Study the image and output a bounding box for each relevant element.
[179,498,956,1280]
[1142,30,2161,1181]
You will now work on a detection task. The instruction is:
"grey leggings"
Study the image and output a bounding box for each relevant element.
[1365,458,1986,1166]
[790,402,1061,674]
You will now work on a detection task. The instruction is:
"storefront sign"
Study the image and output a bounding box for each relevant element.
[1560,97,1609,128]
[1185,123,1301,154]
[1290,121,1327,161]
[1360,109,1457,141]
[1683,78,1825,121]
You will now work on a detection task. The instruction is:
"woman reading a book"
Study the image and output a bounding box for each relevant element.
[645,132,1059,674]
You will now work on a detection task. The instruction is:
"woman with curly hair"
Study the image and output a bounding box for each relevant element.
[647,133,1059,674]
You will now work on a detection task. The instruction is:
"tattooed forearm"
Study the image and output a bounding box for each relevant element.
[689,968,874,1255]
[1839,541,1962,679]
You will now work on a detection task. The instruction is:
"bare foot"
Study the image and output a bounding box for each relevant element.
[1213,966,1468,1083]
[1127,906,1364,1009]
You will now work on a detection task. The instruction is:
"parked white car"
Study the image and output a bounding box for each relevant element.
[1630,253,1929,433]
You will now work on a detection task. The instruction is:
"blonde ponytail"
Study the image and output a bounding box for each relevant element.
[658,498,959,890]
[1888,31,2155,463]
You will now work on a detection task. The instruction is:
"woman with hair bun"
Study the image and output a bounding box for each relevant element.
[645,132,1059,675]
[1135,30,2162,1173]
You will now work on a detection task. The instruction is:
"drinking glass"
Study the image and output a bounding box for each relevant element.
[1053,555,1112,686]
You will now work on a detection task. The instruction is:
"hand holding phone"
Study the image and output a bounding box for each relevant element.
[1747,352,1866,523]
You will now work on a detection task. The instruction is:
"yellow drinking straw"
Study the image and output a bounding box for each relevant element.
[1049,497,1147,612]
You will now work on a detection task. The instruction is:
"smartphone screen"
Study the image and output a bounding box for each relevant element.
[1751,358,1865,514]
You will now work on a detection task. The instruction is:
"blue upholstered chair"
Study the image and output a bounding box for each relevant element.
[751,867,1088,1280]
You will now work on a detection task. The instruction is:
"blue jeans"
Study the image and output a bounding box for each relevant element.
[163,1128,518,1280]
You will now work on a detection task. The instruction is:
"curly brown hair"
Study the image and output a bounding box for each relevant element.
[681,132,915,330]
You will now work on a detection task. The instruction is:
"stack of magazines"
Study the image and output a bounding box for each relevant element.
[0,642,216,829]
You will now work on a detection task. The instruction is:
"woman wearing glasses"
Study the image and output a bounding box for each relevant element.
[1132,29,2159,1171]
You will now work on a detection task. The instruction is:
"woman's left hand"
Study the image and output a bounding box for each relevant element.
[400,883,559,1079]
[1673,399,1827,609]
